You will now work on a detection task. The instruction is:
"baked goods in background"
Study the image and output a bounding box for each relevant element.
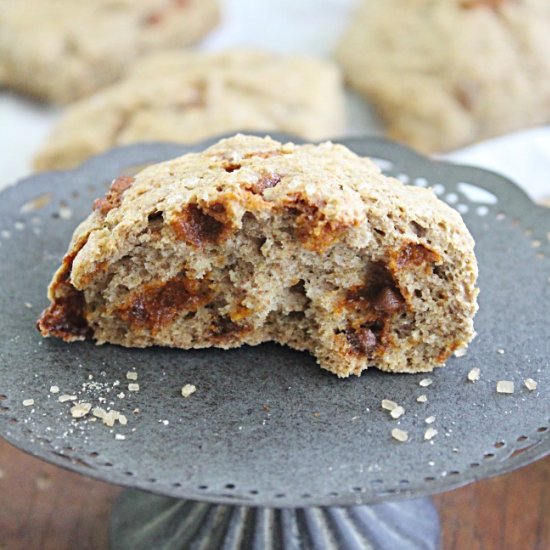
[336,0,550,153]
[38,134,478,378]
[33,49,346,171]
[0,0,219,104]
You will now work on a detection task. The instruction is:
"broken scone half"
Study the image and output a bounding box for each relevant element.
[37,135,478,377]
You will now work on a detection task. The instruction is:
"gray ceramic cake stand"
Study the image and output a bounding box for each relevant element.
[0,135,549,550]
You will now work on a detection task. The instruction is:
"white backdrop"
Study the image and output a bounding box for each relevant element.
[0,0,548,200]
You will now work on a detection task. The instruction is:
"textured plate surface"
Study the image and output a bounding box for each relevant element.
[0,135,549,508]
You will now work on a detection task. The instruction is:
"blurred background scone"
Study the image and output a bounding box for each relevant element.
[0,0,219,104]
[33,49,346,171]
[336,0,550,153]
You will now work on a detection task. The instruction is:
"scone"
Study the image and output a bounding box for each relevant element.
[37,134,478,378]
[0,0,219,104]
[33,50,346,172]
[336,0,550,153]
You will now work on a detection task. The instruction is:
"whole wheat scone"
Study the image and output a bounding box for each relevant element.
[37,135,478,377]
[336,0,550,153]
[33,50,345,172]
[0,0,219,104]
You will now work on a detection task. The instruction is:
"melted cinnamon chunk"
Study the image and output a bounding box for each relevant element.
[395,243,440,269]
[246,173,281,195]
[93,176,135,216]
[346,327,379,356]
[285,197,350,253]
[37,246,90,340]
[172,202,230,247]
[345,263,406,316]
[229,304,252,322]
[372,286,406,314]
[211,316,239,336]
[37,291,89,340]
[342,263,405,357]
[223,162,242,173]
[117,275,211,334]
[209,316,250,343]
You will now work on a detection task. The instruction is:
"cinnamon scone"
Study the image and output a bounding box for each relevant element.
[336,0,550,153]
[33,49,345,171]
[0,0,219,104]
[37,135,478,377]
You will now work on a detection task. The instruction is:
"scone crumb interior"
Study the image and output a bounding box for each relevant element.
[37,135,479,378]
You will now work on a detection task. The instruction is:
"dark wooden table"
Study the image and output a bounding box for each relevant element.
[0,439,548,550]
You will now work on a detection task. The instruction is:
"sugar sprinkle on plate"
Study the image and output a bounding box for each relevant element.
[58,394,77,403]
[424,427,438,441]
[390,406,405,419]
[181,384,197,398]
[467,368,480,382]
[391,428,409,442]
[496,380,514,394]
[70,402,91,419]
[381,399,398,411]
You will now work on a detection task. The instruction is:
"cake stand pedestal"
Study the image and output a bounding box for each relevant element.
[111,491,439,549]
[1,137,548,550]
